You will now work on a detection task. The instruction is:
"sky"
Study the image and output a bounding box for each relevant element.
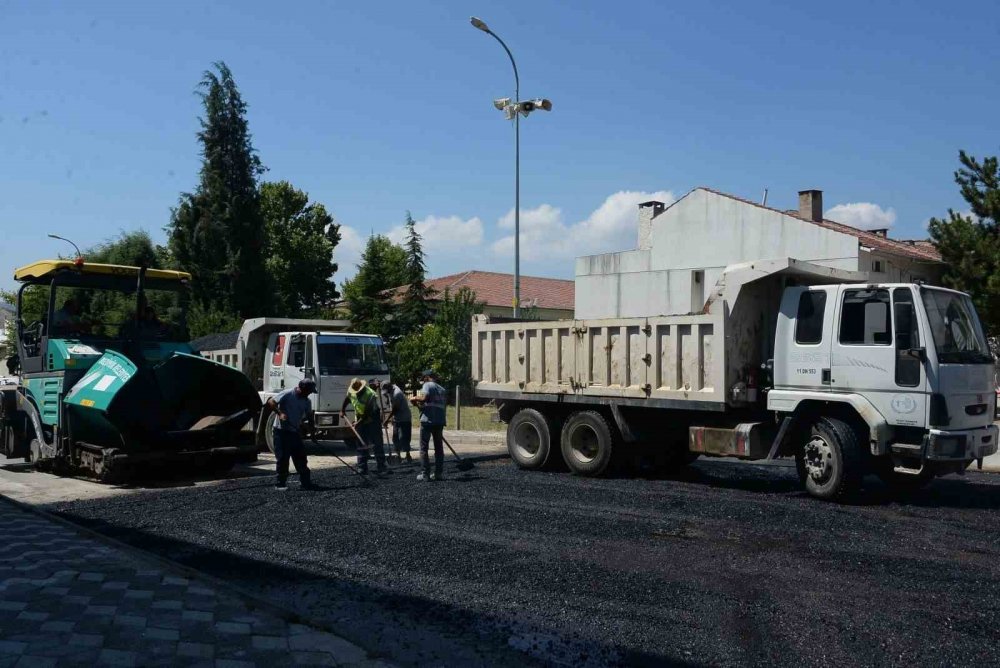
[2,0,999,294]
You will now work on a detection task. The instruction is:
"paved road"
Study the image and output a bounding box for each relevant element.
[27,454,1000,667]
[0,497,381,667]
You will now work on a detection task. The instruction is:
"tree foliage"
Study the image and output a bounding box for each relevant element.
[392,287,484,391]
[261,181,342,316]
[342,235,408,337]
[929,150,1000,335]
[168,62,269,320]
[400,212,435,332]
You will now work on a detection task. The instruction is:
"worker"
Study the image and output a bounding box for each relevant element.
[52,297,88,336]
[266,378,317,491]
[411,368,446,482]
[381,380,413,463]
[340,378,390,476]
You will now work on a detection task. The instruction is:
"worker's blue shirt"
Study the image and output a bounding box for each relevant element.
[273,388,312,434]
[419,381,447,426]
[386,386,411,424]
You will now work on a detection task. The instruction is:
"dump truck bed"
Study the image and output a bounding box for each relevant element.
[472,312,727,411]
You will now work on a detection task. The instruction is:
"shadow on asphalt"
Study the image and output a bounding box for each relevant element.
[43,511,691,667]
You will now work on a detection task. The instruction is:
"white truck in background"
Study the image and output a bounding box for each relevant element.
[200,318,390,451]
[473,258,998,501]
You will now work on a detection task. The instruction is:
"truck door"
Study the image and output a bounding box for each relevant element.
[266,334,285,393]
[774,286,836,391]
[830,286,927,427]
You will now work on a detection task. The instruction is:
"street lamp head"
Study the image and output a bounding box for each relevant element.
[515,98,553,117]
[470,16,490,32]
[493,97,511,111]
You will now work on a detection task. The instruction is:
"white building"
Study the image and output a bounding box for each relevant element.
[0,302,13,361]
[575,188,942,319]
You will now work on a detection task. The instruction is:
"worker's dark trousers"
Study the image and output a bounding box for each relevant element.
[420,423,444,476]
[273,430,311,486]
[393,421,412,455]
[355,420,386,473]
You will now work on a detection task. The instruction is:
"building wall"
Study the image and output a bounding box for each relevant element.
[575,188,918,320]
[481,305,573,321]
[860,249,943,284]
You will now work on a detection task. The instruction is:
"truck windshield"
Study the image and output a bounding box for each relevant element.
[317,336,388,376]
[920,288,992,364]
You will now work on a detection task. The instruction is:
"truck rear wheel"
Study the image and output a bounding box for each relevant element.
[796,417,863,501]
[507,408,559,470]
[560,411,615,476]
[264,413,277,454]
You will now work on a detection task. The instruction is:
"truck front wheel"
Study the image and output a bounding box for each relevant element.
[507,408,559,470]
[264,413,277,454]
[560,411,615,476]
[795,417,863,501]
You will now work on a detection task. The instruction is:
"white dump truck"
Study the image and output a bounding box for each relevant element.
[473,258,998,500]
[198,318,390,451]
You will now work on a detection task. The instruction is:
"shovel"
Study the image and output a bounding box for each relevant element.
[310,435,373,485]
[441,434,475,472]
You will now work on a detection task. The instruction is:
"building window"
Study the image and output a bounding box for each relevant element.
[872,260,883,273]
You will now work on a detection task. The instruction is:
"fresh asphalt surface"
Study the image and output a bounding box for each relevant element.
[41,453,1000,667]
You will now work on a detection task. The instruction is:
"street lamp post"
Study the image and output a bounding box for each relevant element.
[470,16,550,318]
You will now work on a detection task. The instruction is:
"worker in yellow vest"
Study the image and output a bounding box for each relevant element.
[340,378,389,476]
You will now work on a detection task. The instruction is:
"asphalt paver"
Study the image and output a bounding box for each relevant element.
[41,456,1000,666]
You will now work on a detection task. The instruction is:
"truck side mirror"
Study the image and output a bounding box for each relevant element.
[909,347,926,362]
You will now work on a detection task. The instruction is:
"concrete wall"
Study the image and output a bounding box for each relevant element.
[575,189,865,319]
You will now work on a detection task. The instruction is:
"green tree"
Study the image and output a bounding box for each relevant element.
[929,151,1000,335]
[342,235,408,336]
[261,181,342,316]
[168,62,268,322]
[392,287,484,390]
[400,211,435,332]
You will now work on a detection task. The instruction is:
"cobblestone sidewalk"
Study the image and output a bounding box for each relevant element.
[0,498,384,667]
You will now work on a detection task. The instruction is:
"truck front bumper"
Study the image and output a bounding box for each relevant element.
[925,425,998,461]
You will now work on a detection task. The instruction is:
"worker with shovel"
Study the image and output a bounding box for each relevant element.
[267,379,317,491]
[340,378,390,476]
[382,380,413,463]
[411,368,447,482]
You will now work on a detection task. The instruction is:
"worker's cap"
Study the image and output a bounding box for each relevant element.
[298,379,317,392]
[421,369,437,378]
[348,378,367,395]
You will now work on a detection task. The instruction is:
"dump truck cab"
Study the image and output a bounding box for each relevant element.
[1,260,261,480]
[769,282,997,481]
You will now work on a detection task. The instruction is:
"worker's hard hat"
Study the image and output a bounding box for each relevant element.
[348,378,367,395]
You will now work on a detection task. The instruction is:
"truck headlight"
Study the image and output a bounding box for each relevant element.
[316,415,334,426]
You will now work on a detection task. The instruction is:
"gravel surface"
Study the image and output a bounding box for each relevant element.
[45,456,1000,667]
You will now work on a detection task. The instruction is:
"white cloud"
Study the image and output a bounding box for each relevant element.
[491,190,675,261]
[825,202,897,231]
[388,214,484,251]
[333,225,364,278]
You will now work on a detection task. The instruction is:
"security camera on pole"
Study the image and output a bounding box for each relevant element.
[470,16,552,318]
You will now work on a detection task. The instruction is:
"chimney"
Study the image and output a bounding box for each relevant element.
[798,189,823,222]
[871,229,888,238]
[638,200,665,250]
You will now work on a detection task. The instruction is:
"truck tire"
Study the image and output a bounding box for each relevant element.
[507,408,558,470]
[560,411,615,476]
[796,417,863,501]
[264,413,277,454]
